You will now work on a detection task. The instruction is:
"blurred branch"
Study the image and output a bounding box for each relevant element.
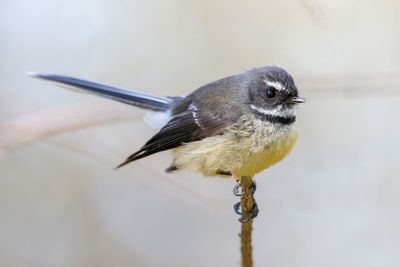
[0,104,232,209]
[0,101,140,156]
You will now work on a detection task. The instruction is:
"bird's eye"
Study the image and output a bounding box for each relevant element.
[266,87,276,98]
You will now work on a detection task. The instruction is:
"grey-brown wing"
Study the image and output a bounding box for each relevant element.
[116,73,247,168]
[116,102,238,168]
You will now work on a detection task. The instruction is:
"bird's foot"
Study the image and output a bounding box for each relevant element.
[232,183,244,196]
[233,201,259,223]
[232,180,257,197]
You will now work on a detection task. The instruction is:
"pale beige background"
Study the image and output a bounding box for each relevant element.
[1,1,400,267]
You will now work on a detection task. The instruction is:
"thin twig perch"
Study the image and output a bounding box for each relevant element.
[238,176,257,267]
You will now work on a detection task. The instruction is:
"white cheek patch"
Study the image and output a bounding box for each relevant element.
[263,79,285,91]
[250,104,296,118]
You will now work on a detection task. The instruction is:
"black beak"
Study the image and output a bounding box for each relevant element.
[287,96,305,104]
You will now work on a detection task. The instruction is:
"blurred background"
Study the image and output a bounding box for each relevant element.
[1,0,400,266]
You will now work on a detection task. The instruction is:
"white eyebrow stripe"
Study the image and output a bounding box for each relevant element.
[264,79,285,91]
[250,104,296,117]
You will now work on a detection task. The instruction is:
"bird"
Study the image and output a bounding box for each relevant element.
[30,66,304,180]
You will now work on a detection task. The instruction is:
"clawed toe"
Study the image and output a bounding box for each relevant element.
[239,202,259,223]
[250,181,257,195]
[233,180,257,197]
[232,183,244,196]
[233,202,242,215]
[233,201,259,223]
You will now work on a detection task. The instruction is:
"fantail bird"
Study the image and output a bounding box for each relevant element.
[30,66,304,179]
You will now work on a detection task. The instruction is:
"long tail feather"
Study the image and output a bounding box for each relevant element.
[29,73,171,112]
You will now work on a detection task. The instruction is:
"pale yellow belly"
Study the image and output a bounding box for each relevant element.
[233,132,298,177]
[171,121,298,178]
